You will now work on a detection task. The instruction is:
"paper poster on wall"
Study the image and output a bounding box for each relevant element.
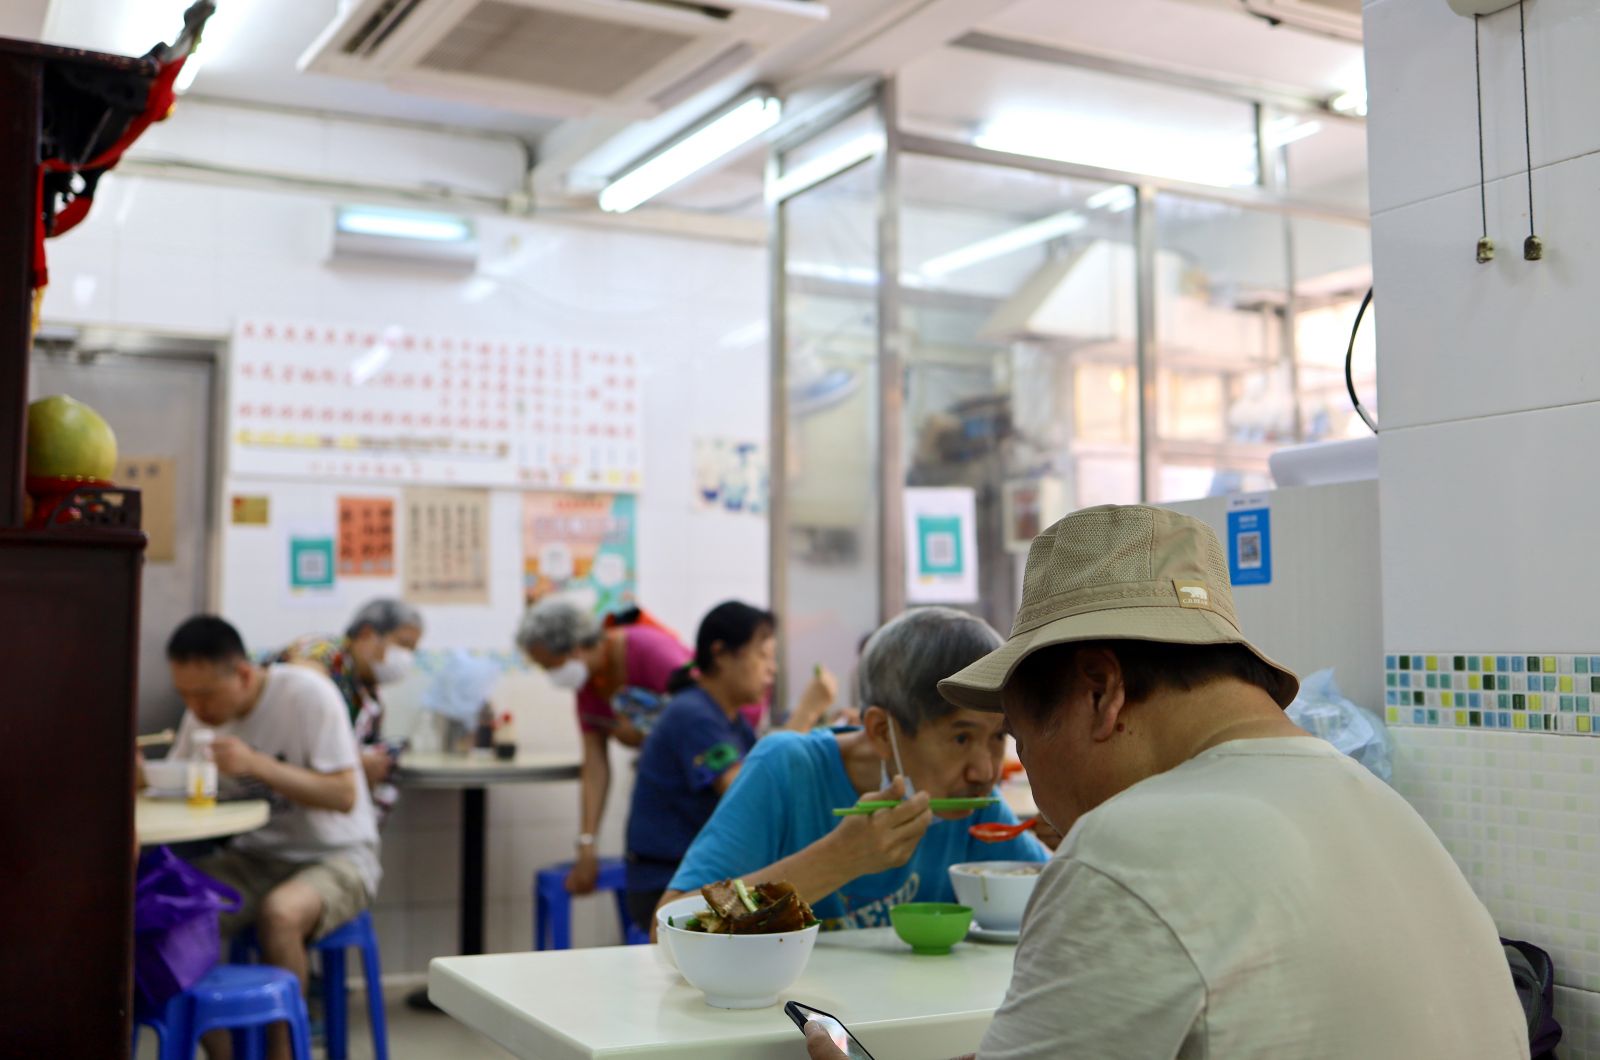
[693,438,769,515]
[119,456,176,563]
[232,495,270,526]
[522,492,637,614]
[288,535,336,591]
[338,496,395,577]
[1002,477,1066,553]
[1226,493,1273,587]
[228,318,642,491]
[402,487,490,604]
[904,487,980,604]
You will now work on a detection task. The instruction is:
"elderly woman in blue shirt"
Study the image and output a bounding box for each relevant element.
[657,607,1048,930]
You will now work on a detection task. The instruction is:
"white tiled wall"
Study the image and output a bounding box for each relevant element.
[1378,405,1600,652]
[1367,0,1600,431]
[1367,0,1600,1052]
[1393,729,1600,1057]
[41,100,769,971]
[1365,0,1600,216]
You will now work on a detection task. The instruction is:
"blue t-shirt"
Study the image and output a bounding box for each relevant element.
[667,729,1049,929]
[625,686,757,893]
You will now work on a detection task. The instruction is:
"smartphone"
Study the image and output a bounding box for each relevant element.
[784,1001,877,1059]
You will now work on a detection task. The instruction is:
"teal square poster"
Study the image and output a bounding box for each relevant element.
[290,536,336,590]
[904,486,979,604]
[917,515,964,575]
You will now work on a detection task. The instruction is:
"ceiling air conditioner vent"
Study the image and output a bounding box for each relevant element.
[302,0,828,119]
[342,0,428,57]
[1239,0,1362,42]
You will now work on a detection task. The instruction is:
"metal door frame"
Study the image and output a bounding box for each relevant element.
[31,326,226,610]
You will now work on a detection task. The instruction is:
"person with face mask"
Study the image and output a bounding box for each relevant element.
[271,598,425,820]
[516,598,693,895]
[657,607,1048,930]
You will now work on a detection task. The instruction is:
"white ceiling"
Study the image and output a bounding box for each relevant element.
[39,0,565,139]
[30,0,1369,212]
[980,0,1366,98]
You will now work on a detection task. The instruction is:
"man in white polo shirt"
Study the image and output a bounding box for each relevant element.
[165,615,380,1060]
[805,505,1528,1060]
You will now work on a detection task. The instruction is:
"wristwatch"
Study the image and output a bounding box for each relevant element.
[576,833,596,849]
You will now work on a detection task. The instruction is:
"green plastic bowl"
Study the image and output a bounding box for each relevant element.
[890,902,974,955]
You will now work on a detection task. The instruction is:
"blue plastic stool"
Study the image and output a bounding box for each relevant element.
[534,857,645,949]
[134,964,312,1060]
[231,911,388,1060]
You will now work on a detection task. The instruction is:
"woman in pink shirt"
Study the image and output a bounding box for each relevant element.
[518,599,691,894]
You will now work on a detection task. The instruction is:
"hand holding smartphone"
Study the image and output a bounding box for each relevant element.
[784,1001,876,1059]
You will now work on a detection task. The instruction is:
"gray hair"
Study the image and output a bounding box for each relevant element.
[347,598,424,640]
[857,607,1003,733]
[516,598,603,657]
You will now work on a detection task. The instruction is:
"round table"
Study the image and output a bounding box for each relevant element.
[136,796,270,845]
[394,750,582,1011]
[396,750,583,788]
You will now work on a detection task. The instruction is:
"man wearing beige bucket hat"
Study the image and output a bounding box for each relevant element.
[806,505,1527,1060]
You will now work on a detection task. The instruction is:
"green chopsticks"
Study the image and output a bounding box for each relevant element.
[832,797,998,816]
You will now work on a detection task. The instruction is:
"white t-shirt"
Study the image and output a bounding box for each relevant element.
[174,665,382,895]
[979,737,1528,1060]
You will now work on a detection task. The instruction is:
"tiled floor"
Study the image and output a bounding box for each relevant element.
[134,983,514,1059]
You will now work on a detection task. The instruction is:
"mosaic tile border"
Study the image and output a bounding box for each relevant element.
[1385,652,1600,734]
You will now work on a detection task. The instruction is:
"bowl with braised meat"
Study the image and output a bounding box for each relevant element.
[656,878,821,1009]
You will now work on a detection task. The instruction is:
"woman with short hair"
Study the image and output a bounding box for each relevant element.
[623,601,776,925]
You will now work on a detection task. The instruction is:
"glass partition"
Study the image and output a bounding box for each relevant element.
[769,74,1370,664]
[776,130,883,707]
[899,154,1137,631]
[1150,195,1292,502]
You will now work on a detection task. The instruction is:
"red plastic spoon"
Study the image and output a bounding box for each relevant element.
[969,817,1039,843]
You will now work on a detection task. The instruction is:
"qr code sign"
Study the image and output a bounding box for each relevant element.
[925,532,957,567]
[1237,531,1262,569]
[298,550,329,581]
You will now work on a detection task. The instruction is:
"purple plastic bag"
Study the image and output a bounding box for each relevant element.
[133,846,242,1007]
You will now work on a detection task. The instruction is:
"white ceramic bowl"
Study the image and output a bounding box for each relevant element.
[655,894,820,1009]
[142,759,187,796]
[948,861,1044,932]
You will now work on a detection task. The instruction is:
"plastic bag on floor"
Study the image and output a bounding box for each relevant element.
[133,845,242,1007]
[1287,668,1393,783]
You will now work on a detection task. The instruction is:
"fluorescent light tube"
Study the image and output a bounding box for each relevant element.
[768,132,884,203]
[600,93,782,214]
[337,207,473,243]
[1085,186,1136,213]
[1262,117,1322,148]
[921,211,1087,279]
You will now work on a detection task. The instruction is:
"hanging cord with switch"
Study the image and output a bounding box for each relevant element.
[1518,0,1542,260]
[1473,15,1493,263]
[1345,287,1378,435]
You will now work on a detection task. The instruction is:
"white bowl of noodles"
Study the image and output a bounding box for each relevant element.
[655,890,820,1009]
[948,861,1044,932]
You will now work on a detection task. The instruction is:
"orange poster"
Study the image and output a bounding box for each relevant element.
[338,496,395,577]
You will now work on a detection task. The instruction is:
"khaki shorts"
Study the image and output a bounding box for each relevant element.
[192,847,370,942]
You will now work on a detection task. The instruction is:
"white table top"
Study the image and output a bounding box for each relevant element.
[429,928,1017,1060]
[395,750,582,788]
[136,796,270,845]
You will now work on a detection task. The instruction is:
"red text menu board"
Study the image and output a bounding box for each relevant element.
[229,318,643,491]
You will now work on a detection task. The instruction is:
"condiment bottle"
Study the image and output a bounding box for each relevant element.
[494,711,517,761]
[187,729,218,809]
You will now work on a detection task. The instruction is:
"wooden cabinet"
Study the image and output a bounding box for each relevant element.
[0,37,150,1059]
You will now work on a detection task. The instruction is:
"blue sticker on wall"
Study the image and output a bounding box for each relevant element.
[1226,497,1272,587]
